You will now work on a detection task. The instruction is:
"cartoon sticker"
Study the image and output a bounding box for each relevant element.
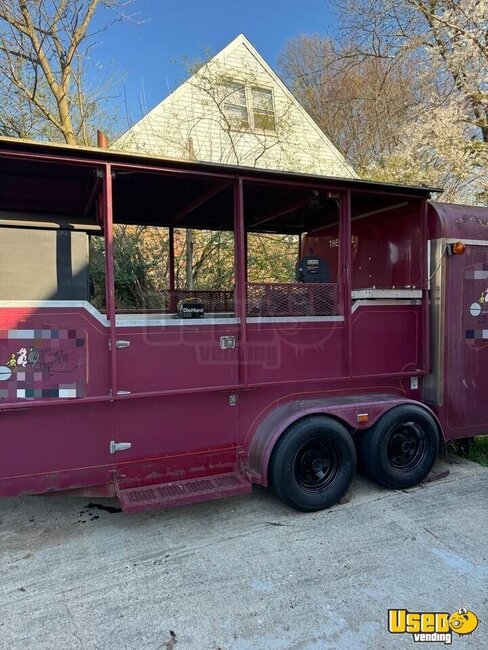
[0,327,86,400]
[448,607,479,636]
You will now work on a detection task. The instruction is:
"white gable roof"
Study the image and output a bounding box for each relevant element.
[114,34,357,179]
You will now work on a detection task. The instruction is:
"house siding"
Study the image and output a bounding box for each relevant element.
[114,36,356,179]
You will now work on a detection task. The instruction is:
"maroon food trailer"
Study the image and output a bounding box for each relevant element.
[0,137,486,513]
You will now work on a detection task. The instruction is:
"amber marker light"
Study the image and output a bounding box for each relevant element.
[357,413,369,424]
[448,241,466,256]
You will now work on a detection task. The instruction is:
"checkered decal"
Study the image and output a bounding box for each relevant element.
[0,326,86,400]
[464,261,488,343]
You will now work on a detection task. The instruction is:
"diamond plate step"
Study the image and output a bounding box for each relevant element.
[117,472,252,514]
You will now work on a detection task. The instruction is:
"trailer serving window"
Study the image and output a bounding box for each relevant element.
[104,170,345,325]
[243,181,342,319]
[93,224,236,319]
[107,168,237,324]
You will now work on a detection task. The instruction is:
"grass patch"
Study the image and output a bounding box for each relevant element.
[453,436,488,467]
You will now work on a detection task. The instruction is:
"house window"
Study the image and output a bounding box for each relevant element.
[222,81,249,129]
[221,81,276,131]
[251,86,276,131]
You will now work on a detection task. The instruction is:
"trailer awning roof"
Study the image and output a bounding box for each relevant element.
[0,136,442,233]
[428,200,488,240]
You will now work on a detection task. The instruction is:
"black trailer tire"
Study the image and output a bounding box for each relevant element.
[269,416,356,512]
[358,405,439,489]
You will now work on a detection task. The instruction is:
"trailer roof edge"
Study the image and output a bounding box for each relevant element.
[0,135,443,196]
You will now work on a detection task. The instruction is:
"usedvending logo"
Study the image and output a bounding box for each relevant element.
[388,607,479,644]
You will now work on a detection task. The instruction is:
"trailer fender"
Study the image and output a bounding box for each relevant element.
[246,395,443,486]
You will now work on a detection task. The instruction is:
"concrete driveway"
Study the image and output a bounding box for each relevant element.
[1,454,487,650]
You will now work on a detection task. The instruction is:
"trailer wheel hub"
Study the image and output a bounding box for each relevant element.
[387,423,426,471]
[311,457,326,473]
[294,441,339,492]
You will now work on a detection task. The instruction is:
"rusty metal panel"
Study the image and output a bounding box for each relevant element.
[118,472,251,514]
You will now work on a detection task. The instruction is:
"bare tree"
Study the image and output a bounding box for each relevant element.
[336,0,488,201]
[0,0,141,144]
[336,0,488,144]
[279,35,422,174]
[280,1,488,202]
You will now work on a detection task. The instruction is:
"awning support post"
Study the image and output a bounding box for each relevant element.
[234,177,247,386]
[103,164,117,399]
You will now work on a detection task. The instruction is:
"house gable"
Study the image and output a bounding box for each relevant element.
[114,34,357,178]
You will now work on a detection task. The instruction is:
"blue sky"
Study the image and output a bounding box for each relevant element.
[91,0,336,129]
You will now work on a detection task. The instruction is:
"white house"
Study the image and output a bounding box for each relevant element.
[114,34,357,178]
